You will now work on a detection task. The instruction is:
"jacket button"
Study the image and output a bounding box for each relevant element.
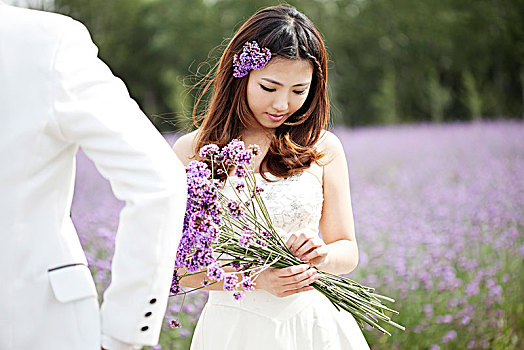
[149,298,157,304]
[145,312,152,317]
[141,326,149,331]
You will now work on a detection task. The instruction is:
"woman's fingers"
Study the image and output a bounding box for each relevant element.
[287,233,309,254]
[273,264,309,277]
[294,239,314,259]
[287,233,326,264]
[276,271,319,297]
[302,244,328,263]
[294,238,324,260]
[280,267,315,285]
[259,264,321,298]
[281,268,320,289]
[285,234,296,249]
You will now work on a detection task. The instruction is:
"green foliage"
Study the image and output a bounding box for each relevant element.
[372,65,399,124]
[49,0,524,129]
[426,67,451,123]
[462,70,483,120]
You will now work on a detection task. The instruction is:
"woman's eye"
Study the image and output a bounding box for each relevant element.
[294,90,307,95]
[259,84,276,92]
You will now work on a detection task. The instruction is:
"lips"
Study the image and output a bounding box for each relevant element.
[267,113,285,122]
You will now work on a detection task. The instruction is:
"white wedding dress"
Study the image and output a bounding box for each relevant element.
[190,171,370,350]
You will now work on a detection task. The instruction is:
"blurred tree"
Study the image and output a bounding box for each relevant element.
[462,70,483,120]
[49,0,524,129]
[426,67,451,123]
[372,65,399,124]
[53,0,177,130]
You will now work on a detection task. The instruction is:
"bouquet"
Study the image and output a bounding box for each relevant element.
[171,139,404,335]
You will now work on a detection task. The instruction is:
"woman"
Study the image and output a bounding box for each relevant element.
[174,5,369,349]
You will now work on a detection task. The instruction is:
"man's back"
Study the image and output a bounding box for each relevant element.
[0,5,186,350]
[0,11,93,346]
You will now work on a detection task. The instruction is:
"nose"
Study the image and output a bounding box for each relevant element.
[272,92,288,113]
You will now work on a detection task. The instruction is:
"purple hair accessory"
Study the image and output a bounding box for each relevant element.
[233,41,272,78]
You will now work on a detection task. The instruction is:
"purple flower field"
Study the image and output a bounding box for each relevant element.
[72,121,524,349]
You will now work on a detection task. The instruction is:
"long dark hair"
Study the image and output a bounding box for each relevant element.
[194,5,329,180]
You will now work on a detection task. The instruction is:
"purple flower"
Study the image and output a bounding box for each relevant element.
[251,186,264,198]
[262,230,272,240]
[198,144,220,159]
[461,315,471,325]
[233,41,272,78]
[170,279,181,296]
[423,304,433,319]
[256,239,267,247]
[446,298,458,308]
[442,314,453,324]
[441,330,457,344]
[239,230,253,248]
[241,263,253,270]
[183,304,196,313]
[488,284,503,298]
[207,262,225,281]
[235,165,247,177]
[233,291,244,300]
[174,160,223,273]
[220,139,244,166]
[235,182,245,191]
[465,281,479,296]
[248,144,260,156]
[220,139,257,169]
[241,277,255,291]
[170,269,181,295]
[226,200,245,219]
[435,314,452,324]
[170,319,181,329]
[223,274,239,291]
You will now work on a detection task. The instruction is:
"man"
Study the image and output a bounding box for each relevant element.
[0,3,186,349]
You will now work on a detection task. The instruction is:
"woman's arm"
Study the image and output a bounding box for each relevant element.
[172,130,199,167]
[178,264,319,297]
[288,131,359,275]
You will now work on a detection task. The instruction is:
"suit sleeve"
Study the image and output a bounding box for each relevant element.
[50,18,186,348]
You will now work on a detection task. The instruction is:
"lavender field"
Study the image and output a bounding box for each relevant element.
[72,121,524,349]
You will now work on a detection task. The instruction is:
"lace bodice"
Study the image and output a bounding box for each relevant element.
[222,171,324,240]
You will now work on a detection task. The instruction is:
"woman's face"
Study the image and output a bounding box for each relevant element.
[246,58,313,131]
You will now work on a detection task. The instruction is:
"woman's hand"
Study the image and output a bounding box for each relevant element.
[287,232,329,268]
[255,264,320,297]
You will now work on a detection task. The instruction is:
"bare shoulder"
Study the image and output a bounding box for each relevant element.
[316,130,345,165]
[173,130,199,166]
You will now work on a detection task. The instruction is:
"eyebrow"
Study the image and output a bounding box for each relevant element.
[261,78,311,87]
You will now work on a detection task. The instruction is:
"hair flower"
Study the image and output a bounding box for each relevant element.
[233,41,272,78]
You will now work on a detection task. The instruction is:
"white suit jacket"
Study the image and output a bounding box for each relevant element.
[0,5,186,350]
